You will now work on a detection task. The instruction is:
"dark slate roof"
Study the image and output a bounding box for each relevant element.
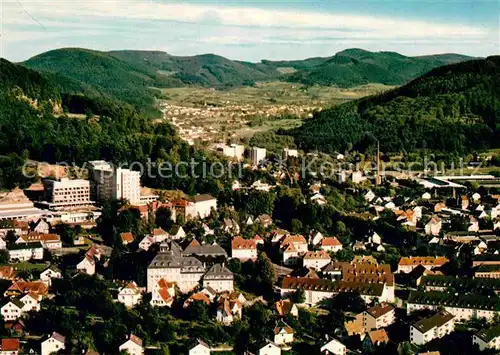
[413,311,454,334]
[475,324,500,343]
[9,242,43,250]
[204,264,233,280]
[183,243,228,257]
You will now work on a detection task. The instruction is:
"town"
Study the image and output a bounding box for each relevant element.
[0,145,499,355]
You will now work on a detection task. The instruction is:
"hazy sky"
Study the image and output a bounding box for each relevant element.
[1,0,499,62]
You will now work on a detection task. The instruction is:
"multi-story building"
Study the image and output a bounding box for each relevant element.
[231,236,257,261]
[147,242,205,293]
[117,282,143,308]
[88,161,141,204]
[282,148,298,160]
[203,264,234,292]
[302,250,331,270]
[473,325,500,351]
[363,303,395,331]
[8,242,44,261]
[42,178,91,210]
[250,147,266,166]
[397,256,449,274]
[410,311,455,345]
[407,291,498,321]
[221,144,245,161]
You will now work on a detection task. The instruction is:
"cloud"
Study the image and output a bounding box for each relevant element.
[2,0,487,37]
[1,0,497,61]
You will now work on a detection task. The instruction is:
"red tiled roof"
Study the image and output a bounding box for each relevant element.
[120,232,134,243]
[1,338,20,351]
[232,236,256,250]
[321,237,342,247]
[399,256,449,267]
[368,329,389,344]
[304,250,330,260]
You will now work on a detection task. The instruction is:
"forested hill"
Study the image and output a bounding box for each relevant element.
[275,49,474,87]
[22,48,183,117]
[290,56,500,154]
[0,59,228,194]
[0,58,60,103]
[108,50,279,87]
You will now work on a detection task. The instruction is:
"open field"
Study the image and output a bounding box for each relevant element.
[159,82,394,143]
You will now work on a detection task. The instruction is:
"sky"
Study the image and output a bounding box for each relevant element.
[1,0,499,62]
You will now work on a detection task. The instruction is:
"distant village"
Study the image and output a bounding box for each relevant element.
[0,147,500,354]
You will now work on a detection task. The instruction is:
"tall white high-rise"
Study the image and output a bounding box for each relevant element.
[88,161,141,204]
[249,147,266,166]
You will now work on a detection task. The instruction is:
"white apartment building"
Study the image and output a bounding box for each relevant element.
[410,311,455,345]
[88,161,141,204]
[8,242,44,261]
[473,325,500,351]
[42,178,91,210]
[203,264,234,292]
[192,195,217,219]
[250,147,267,165]
[222,144,245,161]
[282,148,298,160]
[363,303,395,330]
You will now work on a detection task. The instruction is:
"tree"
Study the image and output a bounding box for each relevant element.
[290,288,305,304]
[155,207,173,231]
[290,219,303,234]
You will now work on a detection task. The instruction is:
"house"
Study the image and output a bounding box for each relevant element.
[422,192,431,200]
[410,311,454,345]
[256,214,273,227]
[119,334,144,355]
[397,256,449,273]
[434,202,446,213]
[41,332,65,355]
[5,280,48,298]
[283,244,300,266]
[253,234,264,245]
[40,265,62,286]
[16,232,62,249]
[258,340,281,355]
[147,241,205,293]
[425,215,442,235]
[281,234,308,252]
[473,324,500,351]
[363,303,395,330]
[473,192,481,201]
[193,194,217,219]
[344,312,364,336]
[203,264,234,292]
[1,299,24,321]
[118,282,142,308]
[150,228,169,243]
[150,279,175,307]
[20,292,41,312]
[77,255,96,275]
[169,225,185,240]
[120,232,135,245]
[32,218,50,234]
[138,236,154,251]
[364,190,376,202]
[223,219,240,234]
[0,266,16,280]
[231,236,257,261]
[311,231,324,246]
[369,232,382,245]
[8,242,43,261]
[184,292,211,308]
[320,237,343,253]
[321,338,347,354]
[273,322,294,345]
[188,339,211,355]
[303,250,331,270]
[469,216,480,232]
[0,238,6,250]
[363,329,389,352]
[216,298,242,325]
[1,338,20,355]
[310,193,328,205]
[275,299,299,317]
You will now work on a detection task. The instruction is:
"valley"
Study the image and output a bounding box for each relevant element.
[159,82,393,144]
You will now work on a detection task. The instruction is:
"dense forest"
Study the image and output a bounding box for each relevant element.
[290,56,500,154]
[0,59,232,193]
